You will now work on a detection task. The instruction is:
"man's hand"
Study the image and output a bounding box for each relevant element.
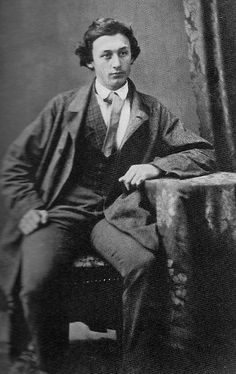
[118,164,162,191]
[19,209,48,235]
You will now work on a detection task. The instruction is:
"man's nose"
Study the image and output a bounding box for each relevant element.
[111,54,121,68]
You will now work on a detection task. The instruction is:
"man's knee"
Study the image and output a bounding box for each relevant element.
[91,218,157,278]
[20,224,73,297]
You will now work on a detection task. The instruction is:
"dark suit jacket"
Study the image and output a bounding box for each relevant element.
[0,79,216,298]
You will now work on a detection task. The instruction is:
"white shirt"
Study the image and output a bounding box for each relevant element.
[95,79,131,148]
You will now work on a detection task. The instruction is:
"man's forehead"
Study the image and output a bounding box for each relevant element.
[92,33,130,51]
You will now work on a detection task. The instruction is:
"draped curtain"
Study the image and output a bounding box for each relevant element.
[183,0,236,171]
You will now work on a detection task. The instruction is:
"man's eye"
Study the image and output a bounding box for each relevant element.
[119,51,128,57]
[102,53,111,59]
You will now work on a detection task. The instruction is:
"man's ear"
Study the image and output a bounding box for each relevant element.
[130,57,135,65]
[86,62,94,70]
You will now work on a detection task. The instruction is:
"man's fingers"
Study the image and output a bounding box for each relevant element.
[119,172,133,184]
[18,209,48,235]
[119,165,138,181]
[20,226,34,235]
[19,221,38,235]
[130,175,144,187]
[119,172,143,190]
[119,164,162,191]
[38,210,48,224]
[119,175,130,191]
[24,210,41,225]
[119,166,138,190]
[123,180,131,191]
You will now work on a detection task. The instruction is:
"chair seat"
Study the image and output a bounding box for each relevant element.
[72,254,122,284]
[74,255,107,268]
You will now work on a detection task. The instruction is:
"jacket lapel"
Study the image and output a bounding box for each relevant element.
[43,83,93,205]
[66,82,93,139]
[120,83,149,149]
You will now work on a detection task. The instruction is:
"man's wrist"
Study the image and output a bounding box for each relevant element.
[149,163,166,177]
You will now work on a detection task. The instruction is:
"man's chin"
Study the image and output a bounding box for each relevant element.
[109,76,127,90]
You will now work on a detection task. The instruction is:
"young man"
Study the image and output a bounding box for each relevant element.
[0,18,216,374]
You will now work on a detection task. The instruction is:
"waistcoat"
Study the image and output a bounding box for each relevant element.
[77,88,121,196]
[51,88,122,217]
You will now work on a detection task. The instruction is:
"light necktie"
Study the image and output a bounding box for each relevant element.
[102,92,124,157]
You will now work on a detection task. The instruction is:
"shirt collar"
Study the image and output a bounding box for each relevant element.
[95,79,129,101]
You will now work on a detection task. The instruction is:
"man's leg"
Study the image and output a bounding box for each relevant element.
[91,219,169,373]
[15,223,81,373]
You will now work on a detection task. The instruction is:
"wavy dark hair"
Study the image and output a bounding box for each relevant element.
[75,18,140,69]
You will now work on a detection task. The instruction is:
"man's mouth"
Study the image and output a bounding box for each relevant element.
[110,72,124,77]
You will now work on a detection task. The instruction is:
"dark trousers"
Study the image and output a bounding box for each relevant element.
[20,219,168,372]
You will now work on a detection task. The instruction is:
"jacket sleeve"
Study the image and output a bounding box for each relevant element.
[0,97,58,221]
[151,104,217,178]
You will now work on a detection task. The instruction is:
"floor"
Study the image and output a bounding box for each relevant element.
[1,322,236,374]
[0,341,120,374]
[0,322,120,374]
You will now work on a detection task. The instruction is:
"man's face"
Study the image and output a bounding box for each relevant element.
[88,33,133,91]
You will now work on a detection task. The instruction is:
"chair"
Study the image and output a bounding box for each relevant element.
[68,253,123,333]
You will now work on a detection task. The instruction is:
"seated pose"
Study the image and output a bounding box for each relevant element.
[0,18,216,374]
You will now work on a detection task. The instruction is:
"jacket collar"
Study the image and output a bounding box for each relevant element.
[68,82,93,113]
[120,79,149,147]
[67,78,149,144]
[66,82,93,139]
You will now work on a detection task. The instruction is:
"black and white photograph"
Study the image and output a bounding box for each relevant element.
[0,1,236,373]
